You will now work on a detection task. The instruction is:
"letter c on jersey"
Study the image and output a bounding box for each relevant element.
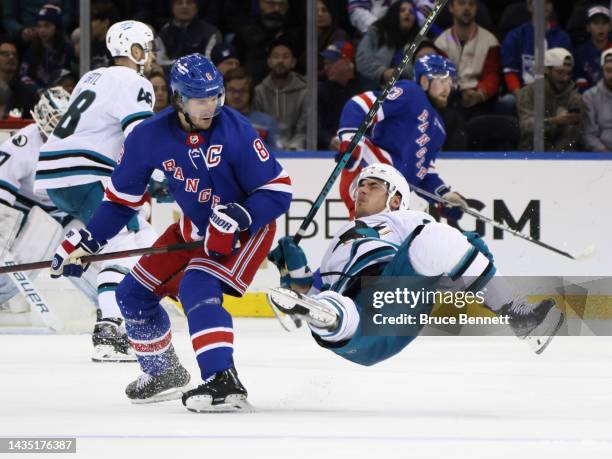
[206,145,223,168]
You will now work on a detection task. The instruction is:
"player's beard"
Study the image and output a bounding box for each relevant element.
[428,93,449,111]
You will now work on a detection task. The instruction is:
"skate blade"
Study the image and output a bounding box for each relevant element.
[184,394,254,413]
[267,295,302,332]
[267,287,335,329]
[130,383,193,405]
[526,308,566,355]
[92,345,137,363]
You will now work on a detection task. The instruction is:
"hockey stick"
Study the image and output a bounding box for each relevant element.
[410,184,586,260]
[292,0,449,244]
[2,250,63,331]
[0,240,202,275]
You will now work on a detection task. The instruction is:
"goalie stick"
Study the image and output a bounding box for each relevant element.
[292,0,449,245]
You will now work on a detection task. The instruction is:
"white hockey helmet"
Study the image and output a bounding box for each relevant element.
[350,163,411,211]
[30,86,71,137]
[106,20,153,69]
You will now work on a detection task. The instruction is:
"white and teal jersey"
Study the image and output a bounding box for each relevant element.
[35,66,154,191]
[320,210,434,294]
[0,123,59,215]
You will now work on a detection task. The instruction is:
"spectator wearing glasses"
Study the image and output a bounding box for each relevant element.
[225,66,281,150]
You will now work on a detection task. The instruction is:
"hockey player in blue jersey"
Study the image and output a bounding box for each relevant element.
[336,54,468,220]
[268,163,566,367]
[49,54,293,412]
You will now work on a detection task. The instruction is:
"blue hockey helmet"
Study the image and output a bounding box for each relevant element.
[170,53,225,117]
[414,54,457,83]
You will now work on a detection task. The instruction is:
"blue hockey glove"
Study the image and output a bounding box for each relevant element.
[51,228,105,278]
[204,203,252,257]
[334,140,362,172]
[148,178,174,203]
[267,236,313,289]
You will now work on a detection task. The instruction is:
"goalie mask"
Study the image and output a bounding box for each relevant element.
[30,86,71,138]
[349,163,411,212]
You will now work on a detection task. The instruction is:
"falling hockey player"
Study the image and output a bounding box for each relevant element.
[50,54,292,412]
[336,54,468,220]
[268,163,566,367]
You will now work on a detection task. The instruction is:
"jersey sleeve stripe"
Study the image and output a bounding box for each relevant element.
[253,170,293,194]
[103,179,147,207]
[39,149,117,167]
[121,111,154,131]
[0,179,18,196]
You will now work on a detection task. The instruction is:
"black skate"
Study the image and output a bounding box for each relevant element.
[91,313,136,363]
[182,367,252,413]
[267,287,339,331]
[125,349,192,404]
[499,299,566,354]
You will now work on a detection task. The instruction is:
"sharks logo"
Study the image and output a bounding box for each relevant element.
[334,220,386,250]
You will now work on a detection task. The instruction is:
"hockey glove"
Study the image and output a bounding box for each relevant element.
[267,236,313,289]
[204,203,252,258]
[51,228,105,278]
[437,191,468,221]
[148,178,174,203]
[334,140,362,172]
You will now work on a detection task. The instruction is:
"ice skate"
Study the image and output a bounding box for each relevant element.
[91,313,136,363]
[267,287,339,331]
[499,298,566,354]
[125,358,192,404]
[182,367,253,413]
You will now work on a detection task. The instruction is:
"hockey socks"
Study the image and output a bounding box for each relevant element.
[179,271,234,380]
[116,274,175,375]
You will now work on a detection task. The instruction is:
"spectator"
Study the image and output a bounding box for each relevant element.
[211,42,241,75]
[20,4,75,89]
[582,48,612,151]
[574,6,612,93]
[225,66,281,150]
[318,41,365,150]
[348,0,437,36]
[89,1,117,69]
[149,72,169,113]
[318,0,349,55]
[0,36,37,118]
[234,0,304,84]
[500,0,572,113]
[517,48,583,152]
[2,0,76,44]
[435,0,501,119]
[0,81,11,118]
[253,39,307,150]
[356,0,419,88]
[157,0,221,69]
[50,68,77,93]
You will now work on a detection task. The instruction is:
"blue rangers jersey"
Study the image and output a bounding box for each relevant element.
[337,79,449,197]
[86,106,292,243]
[501,23,572,87]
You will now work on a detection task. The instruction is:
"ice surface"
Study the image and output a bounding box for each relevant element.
[1,319,611,458]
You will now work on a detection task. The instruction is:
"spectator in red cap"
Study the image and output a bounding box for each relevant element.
[20,4,74,89]
[318,40,366,150]
[574,6,612,93]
